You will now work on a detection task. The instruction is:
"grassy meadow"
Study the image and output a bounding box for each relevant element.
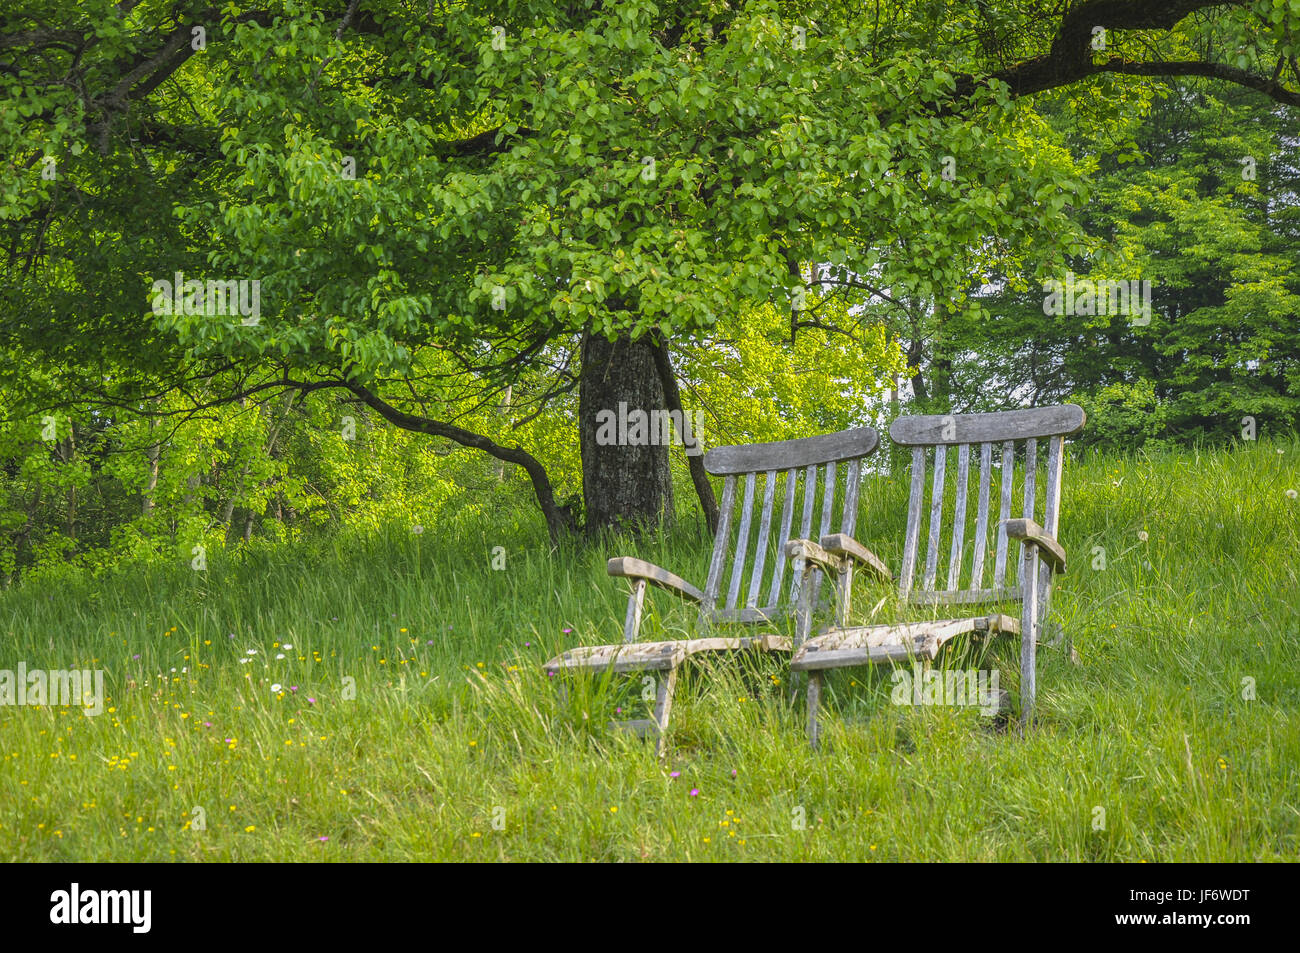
[1,439,1297,861]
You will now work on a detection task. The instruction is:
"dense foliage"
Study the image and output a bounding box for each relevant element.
[1,1,1297,578]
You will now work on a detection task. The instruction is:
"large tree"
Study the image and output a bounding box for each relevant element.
[3,0,1298,537]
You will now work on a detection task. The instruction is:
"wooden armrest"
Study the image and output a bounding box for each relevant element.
[819,533,893,582]
[783,538,848,574]
[1003,519,1066,573]
[607,557,704,602]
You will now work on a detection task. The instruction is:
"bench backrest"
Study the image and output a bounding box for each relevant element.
[889,405,1085,613]
[700,427,879,624]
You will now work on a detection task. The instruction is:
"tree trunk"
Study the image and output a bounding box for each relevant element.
[579,330,674,534]
[650,334,717,534]
[142,438,160,517]
[496,384,512,482]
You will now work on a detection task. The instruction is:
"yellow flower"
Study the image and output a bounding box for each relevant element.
[244,825,255,832]
[609,806,617,813]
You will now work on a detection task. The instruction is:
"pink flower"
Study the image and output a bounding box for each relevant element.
[689,788,699,797]
[318,836,329,842]
[669,771,680,778]
[307,698,316,704]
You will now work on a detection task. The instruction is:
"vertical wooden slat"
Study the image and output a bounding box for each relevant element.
[899,446,926,597]
[993,441,1014,587]
[947,443,970,591]
[702,476,737,611]
[1042,437,1063,535]
[1037,435,1065,630]
[746,470,777,608]
[799,465,817,538]
[818,461,837,539]
[726,472,756,610]
[622,579,646,643]
[970,442,993,588]
[1018,438,1037,587]
[789,464,819,607]
[842,458,862,537]
[922,444,947,591]
[767,468,798,606]
[1023,437,1038,522]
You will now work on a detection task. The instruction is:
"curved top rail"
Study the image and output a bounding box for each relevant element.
[889,405,1085,447]
[703,426,880,476]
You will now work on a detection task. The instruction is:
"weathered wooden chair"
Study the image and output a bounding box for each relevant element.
[788,405,1086,748]
[544,426,881,755]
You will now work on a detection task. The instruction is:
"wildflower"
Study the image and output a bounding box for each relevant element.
[245,825,255,832]
[1137,531,1149,542]
[1287,490,1297,499]
[131,654,140,660]
[689,788,699,797]
[609,806,617,813]
[319,836,329,842]
[247,649,257,655]
[271,684,282,693]
[669,771,680,778]
[307,698,316,704]
[276,653,286,660]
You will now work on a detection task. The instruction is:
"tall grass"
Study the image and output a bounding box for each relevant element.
[0,440,1296,860]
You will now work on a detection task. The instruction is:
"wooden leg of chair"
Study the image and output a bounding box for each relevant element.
[808,672,823,751]
[652,666,679,759]
[1020,545,1040,729]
